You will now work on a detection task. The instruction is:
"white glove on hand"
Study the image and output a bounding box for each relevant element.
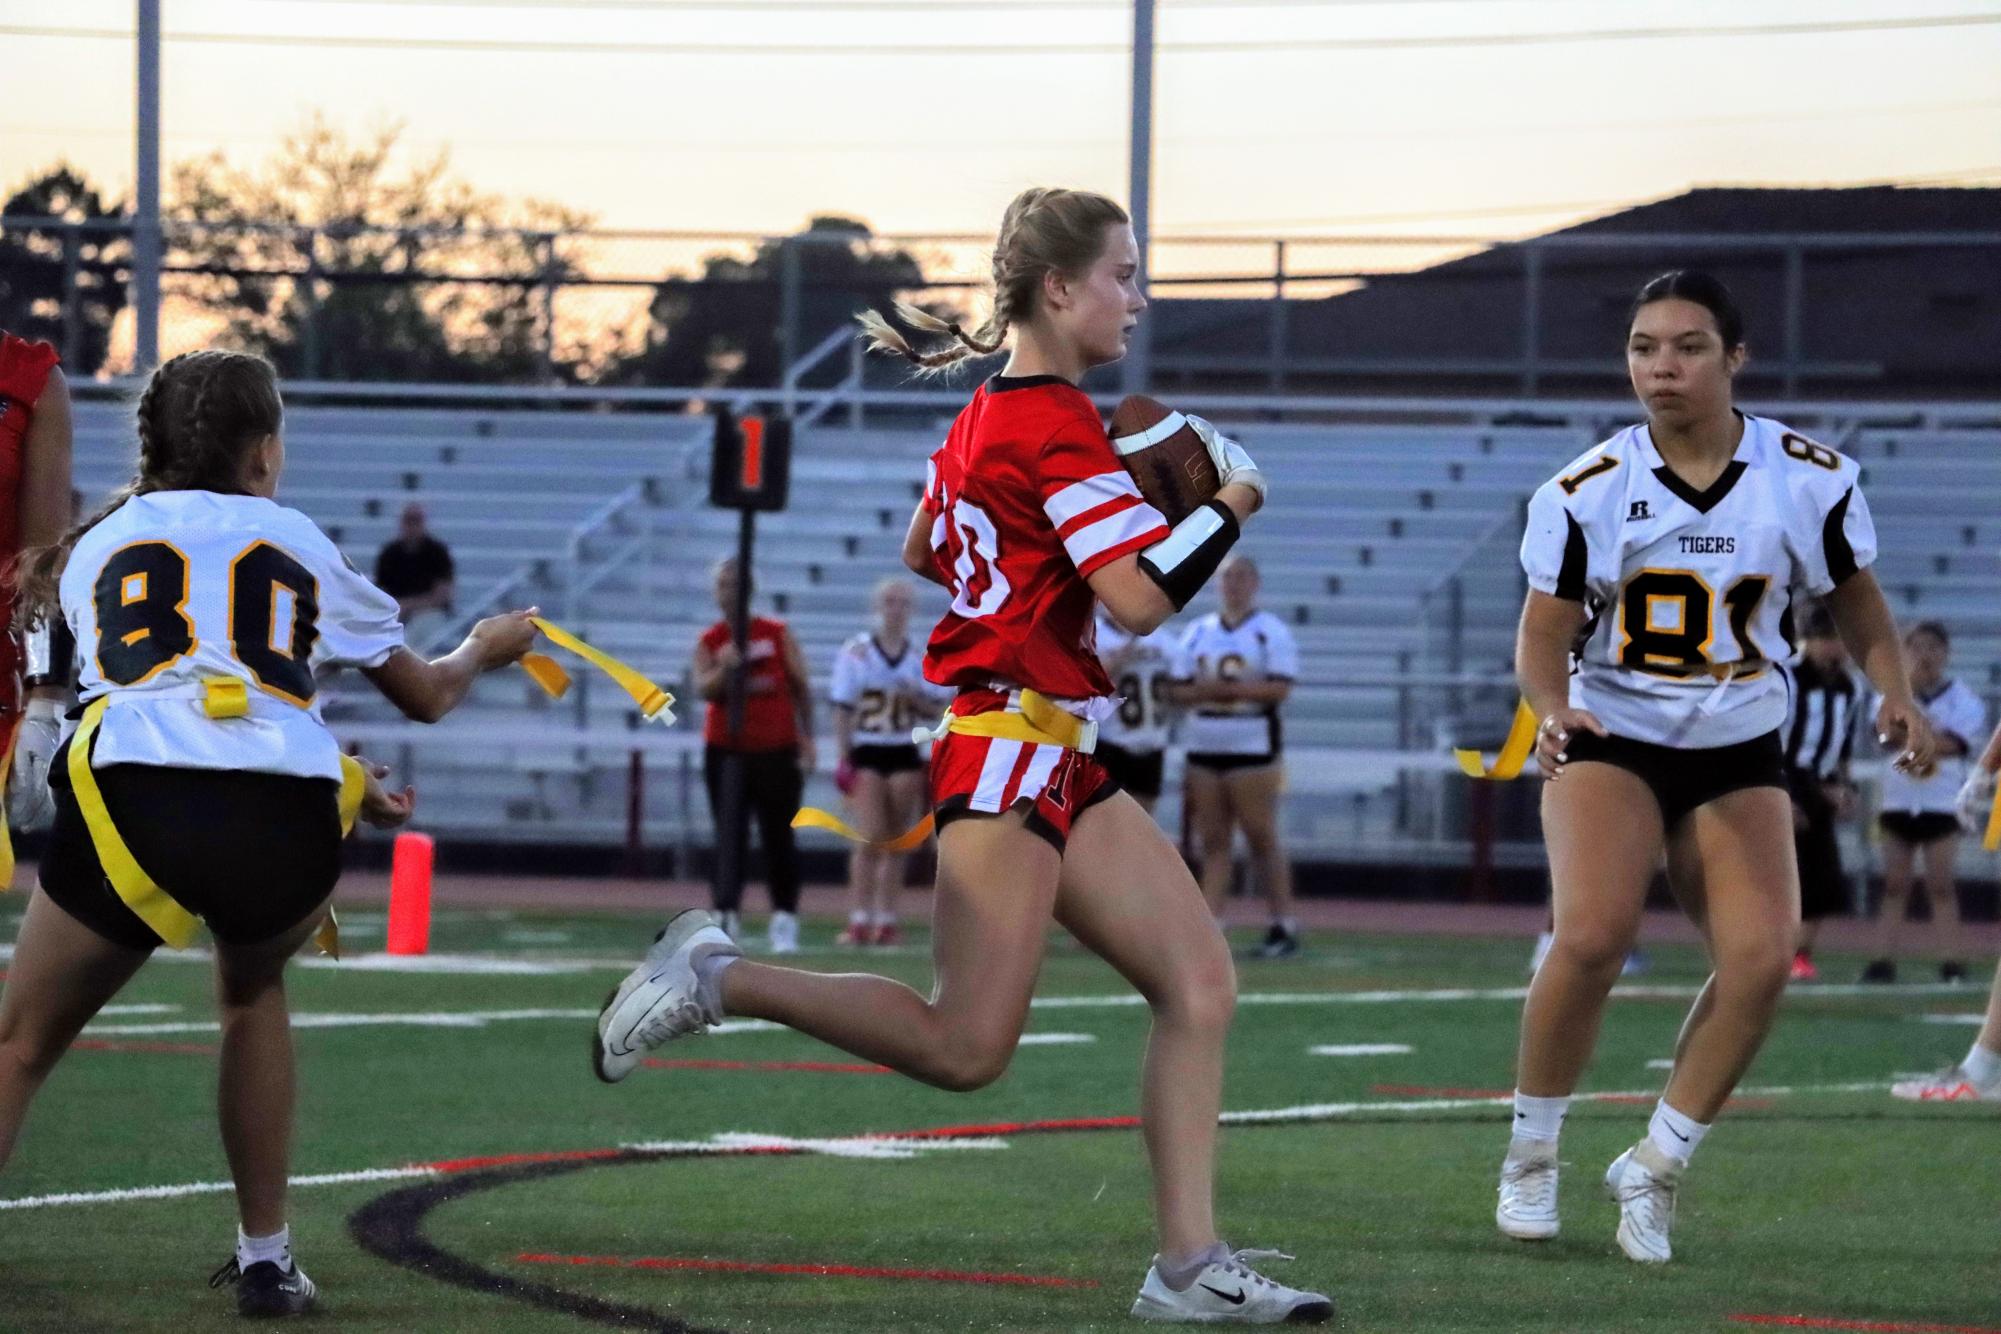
[1955,768,1997,836]
[1184,414,1268,507]
[7,696,61,832]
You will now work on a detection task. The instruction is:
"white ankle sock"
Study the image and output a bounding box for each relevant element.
[694,953,739,1022]
[1511,1091,1569,1143]
[1964,1041,2001,1087]
[237,1226,291,1272]
[1157,1241,1229,1291]
[1647,1099,1708,1163]
[847,909,869,927]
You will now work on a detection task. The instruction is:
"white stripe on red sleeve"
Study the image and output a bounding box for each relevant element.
[1043,471,1144,530]
[1062,502,1170,575]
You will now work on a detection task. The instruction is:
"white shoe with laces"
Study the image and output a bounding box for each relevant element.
[1130,1245,1333,1324]
[593,910,741,1084]
[1496,1137,1560,1240]
[1604,1138,1683,1263]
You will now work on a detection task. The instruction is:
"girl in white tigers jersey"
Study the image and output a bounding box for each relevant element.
[1094,603,1176,815]
[1495,272,1936,1265]
[828,577,942,946]
[0,351,539,1318]
[1168,555,1303,959]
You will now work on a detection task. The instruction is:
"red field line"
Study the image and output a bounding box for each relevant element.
[426,1148,626,1174]
[641,1058,892,1075]
[884,1115,1143,1140]
[515,1252,1099,1289]
[1730,1316,2001,1333]
[71,1039,217,1056]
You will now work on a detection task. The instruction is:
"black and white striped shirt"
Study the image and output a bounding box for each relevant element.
[1779,658,1859,781]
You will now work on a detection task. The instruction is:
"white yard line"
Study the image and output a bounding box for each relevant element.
[0,1080,1896,1214]
[1310,1044,1412,1056]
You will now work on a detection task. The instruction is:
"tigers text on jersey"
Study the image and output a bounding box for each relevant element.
[829,633,944,746]
[1172,610,1299,757]
[63,491,405,780]
[1878,678,1986,815]
[921,375,1170,702]
[1095,612,1175,753]
[1522,414,1876,749]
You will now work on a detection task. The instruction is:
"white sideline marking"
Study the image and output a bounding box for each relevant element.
[1647,1059,1675,1070]
[85,1009,601,1036]
[503,930,572,945]
[1920,1014,1983,1025]
[98,1004,179,1016]
[1310,1044,1412,1057]
[1016,1033,1096,1046]
[0,1080,1894,1213]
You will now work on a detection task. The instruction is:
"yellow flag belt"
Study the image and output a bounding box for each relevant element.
[64,681,363,955]
[519,617,676,724]
[1453,699,1538,781]
[793,689,1094,850]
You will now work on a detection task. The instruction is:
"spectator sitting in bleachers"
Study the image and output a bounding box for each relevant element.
[373,502,455,640]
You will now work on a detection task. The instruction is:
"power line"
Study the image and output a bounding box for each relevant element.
[9,12,2001,56]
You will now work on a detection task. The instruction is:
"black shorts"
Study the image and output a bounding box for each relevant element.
[1561,729,1786,830]
[1185,751,1280,775]
[1096,741,1164,800]
[1788,773,1849,920]
[40,741,344,952]
[850,743,925,776]
[1878,811,1962,845]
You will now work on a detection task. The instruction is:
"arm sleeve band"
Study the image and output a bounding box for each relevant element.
[23,618,73,689]
[1137,500,1241,612]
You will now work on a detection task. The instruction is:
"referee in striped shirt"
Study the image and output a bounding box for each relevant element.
[1779,605,1861,982]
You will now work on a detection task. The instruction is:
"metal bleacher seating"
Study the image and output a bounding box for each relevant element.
[59,398,2001,860]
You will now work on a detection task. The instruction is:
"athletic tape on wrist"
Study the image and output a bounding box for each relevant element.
[1138,500,1240,611]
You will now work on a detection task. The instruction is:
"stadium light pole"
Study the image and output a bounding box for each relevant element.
[134,0,163,371]
[1123,0,1155,394]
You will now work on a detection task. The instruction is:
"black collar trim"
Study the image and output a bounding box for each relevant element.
[988,374,1073,394]
[1653,459,1747,514]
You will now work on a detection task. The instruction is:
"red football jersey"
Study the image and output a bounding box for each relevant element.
[920,375,1169,700]
[0,334,59,715]
[699,616,800,750]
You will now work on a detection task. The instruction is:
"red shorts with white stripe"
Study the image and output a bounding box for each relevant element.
[929,691,1121,853]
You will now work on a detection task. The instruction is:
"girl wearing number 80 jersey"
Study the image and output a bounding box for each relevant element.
[595,188,1332,1324]
[0,351,540,1319]
[1496,273,1937,1265]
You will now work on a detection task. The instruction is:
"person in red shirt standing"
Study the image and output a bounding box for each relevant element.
[598,189,1331,1323]
[691,556,815,953]
[0,334,76,839]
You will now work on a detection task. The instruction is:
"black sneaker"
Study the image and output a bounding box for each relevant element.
[210,1256,318,1318]
[1254,925,1301,960]
[1859,958,1897,984]
[1942,960,1968,983]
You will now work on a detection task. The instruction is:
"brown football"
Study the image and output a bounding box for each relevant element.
[1108,394,1221,525]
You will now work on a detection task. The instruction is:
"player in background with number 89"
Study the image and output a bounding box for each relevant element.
[0,350,539,1318]
[1494,272,1935,1265]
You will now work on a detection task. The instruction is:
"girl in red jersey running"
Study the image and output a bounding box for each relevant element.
[595,188,1331,1325]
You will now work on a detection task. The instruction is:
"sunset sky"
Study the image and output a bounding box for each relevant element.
[5,0,1998,251]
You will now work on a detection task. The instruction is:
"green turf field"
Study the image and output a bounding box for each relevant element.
[1,903,1994,1333]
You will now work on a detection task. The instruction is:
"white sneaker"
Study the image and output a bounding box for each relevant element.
[1495,1138,1559,1240]
[1891,1063,2000,1102]
[1603,1139,1683,1263]
[593,910,741,1084]
[768,910,800,955]
[1130,1245,1333,1324]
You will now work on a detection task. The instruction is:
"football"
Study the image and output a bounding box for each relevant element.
[1108,394,1222,525]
